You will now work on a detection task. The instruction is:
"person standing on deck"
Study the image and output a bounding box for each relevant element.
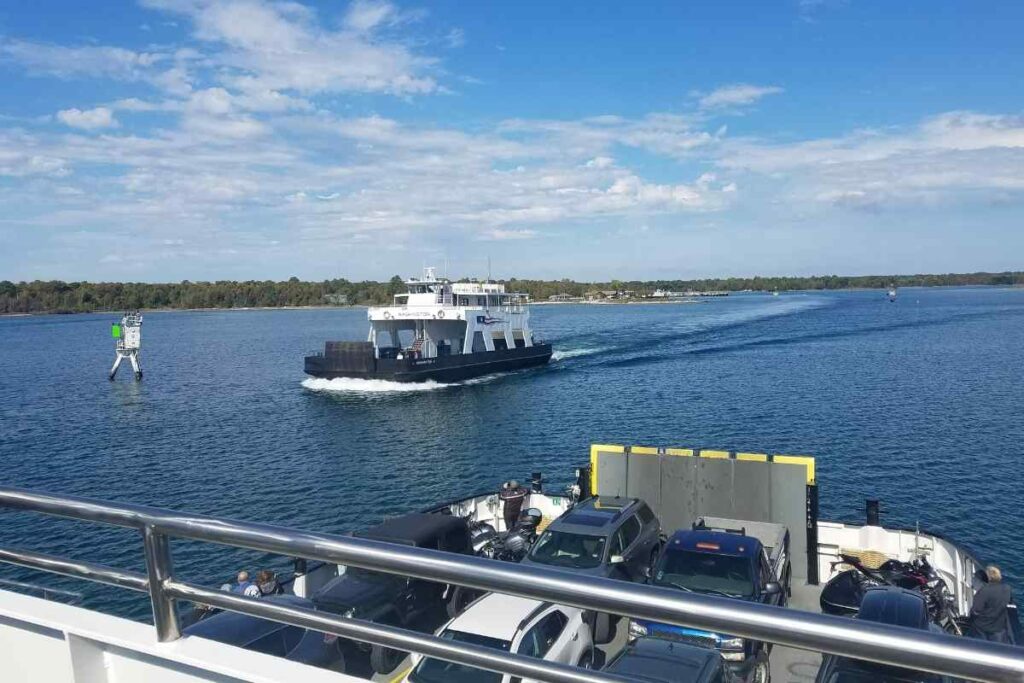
[971,565,1013,643]
[499,480,528,530]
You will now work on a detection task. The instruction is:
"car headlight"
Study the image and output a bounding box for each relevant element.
[628,621,648,638]
[721,651,746,661]
[719,637,744,651]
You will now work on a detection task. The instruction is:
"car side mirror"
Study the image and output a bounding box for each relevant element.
[610,554,625,565]
[764,582,781,596]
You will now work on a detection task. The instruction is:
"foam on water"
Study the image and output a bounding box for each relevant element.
[301,377,451,393]
[551,347,607,361]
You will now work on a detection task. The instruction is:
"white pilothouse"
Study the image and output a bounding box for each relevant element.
[305,268,552,382]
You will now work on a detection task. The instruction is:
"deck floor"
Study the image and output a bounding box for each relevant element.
[770,582,824,683]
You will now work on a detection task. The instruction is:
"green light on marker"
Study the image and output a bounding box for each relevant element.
[111,324,121,339]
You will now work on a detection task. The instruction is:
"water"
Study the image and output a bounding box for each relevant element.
[1,288,1023,619]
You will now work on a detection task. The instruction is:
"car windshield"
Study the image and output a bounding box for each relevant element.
[607,650,705,681]
[528,530,606,569]
[654,550,754,597]
[408,630,512,683]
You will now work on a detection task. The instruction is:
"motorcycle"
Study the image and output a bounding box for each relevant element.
[474,507,544,562]
[820,553,961,633]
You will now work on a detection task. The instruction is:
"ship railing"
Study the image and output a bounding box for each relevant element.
[0,576,83,604]
[0,487,1023,683]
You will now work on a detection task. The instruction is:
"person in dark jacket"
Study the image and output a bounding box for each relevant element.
[971,565,1013,643]
[499,479,528,530]
[256,569,283,596]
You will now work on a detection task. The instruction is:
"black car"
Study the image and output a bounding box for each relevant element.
[815,587,954,683]
[182,595,346,671]
[311,512,475,675]
[521,496,662,582]
[604,637,739,683]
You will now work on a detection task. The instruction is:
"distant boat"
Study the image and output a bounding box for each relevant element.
[888,285,897,302]
[304,267,551,382]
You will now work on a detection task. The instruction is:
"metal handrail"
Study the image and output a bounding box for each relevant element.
[1,486,1023,683]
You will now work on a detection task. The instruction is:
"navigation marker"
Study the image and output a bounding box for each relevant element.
[109,311,143,381]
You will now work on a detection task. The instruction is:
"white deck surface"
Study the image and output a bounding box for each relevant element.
[0,589,362,683]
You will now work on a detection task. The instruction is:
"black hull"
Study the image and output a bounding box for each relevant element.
[305,344,553,383]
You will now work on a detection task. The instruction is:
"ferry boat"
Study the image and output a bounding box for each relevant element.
[1,443,1022,683]
[304,268,552,382]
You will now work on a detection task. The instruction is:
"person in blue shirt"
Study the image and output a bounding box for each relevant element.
[233,570,262,597]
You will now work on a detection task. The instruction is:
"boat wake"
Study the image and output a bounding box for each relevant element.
[300,371,511,395]
[301,377,451,393]
[551,347,608,361]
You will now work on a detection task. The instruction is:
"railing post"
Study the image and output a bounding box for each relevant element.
[142,524,180,642]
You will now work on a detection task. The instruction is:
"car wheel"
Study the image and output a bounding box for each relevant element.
[370,644,404,675]
[446,586,479,618]
[576,648,595,669]
[751,654,770,683]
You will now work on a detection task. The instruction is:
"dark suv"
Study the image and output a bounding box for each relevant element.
[816,587,954,683]
[520,496,661,645]
[605,637,740,683]
[309,512,473,675]
[521,496,662,581]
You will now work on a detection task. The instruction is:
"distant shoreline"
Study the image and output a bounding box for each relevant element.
[2,281,1021,317]
[0,304,367,318]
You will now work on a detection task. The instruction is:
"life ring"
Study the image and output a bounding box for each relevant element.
[437,310,445,319]
[383,311,392,320]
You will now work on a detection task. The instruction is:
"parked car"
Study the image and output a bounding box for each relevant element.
[629,517,790,683]
[403,592,595,683]
[604,637,741,683]
[815,587,954,683]
[182,595,345,671]
[521,496,662,581]
[520,495,661,644]
[310,512,475,675]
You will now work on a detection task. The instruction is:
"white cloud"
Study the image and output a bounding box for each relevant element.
[698,84,783,110]
[479,228,538,241]
[145,0,440,95]
[718,110,1024,209]
[1,40,159,80]
[344,0,397,32]
[57,107,119,130]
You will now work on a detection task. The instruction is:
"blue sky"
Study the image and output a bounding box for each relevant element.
[2,0,1023,282]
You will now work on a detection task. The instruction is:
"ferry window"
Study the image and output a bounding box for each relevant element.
[395,295,408,305]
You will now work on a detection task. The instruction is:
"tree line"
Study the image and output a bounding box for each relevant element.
[1,272,1021,315]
